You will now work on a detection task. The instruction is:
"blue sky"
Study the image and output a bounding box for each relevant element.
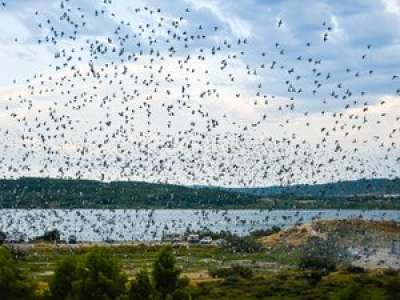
[0,0,399,186]
[0,0,399,113]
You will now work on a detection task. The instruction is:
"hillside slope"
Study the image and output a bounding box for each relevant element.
[231,178,400,198]
[0,177,399,209]
[0,177,257,209]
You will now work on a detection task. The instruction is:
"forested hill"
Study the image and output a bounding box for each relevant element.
[0,177,258,209]
[0,177,399,209]
[230,178,400,198]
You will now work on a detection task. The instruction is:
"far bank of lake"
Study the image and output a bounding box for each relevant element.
[1,209,399,242]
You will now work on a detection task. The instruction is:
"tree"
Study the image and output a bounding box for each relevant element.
[0,247,35,300]
[152,246,181,300]
[0,231,6,245]
[171,288,191,300]
[129,269,154,300]
[49,248,127,300]
[74,248,127,300]
[172,276,191,300]
[42,229,61,242]
[49,255,79,300]
[298,236,345,273]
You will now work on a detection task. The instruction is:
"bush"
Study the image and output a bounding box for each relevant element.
[298,236,341,273]
[0,231,6,245]
[250,226,281,238]
[49,248,127,300]
[36,229,61,242]
[0,247,35,300]
[302,270,324,285]
[231,265,253,279]
[208,267,233,278]
[171,287,191,300]
[345,265,366,274]
[209,265,253,279]
[129,269,154,300]
[223,235,262,253]
[49,255,79,300]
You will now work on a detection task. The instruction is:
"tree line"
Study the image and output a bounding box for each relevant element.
[0,245,191,300]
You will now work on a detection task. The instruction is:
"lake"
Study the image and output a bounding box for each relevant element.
[0,209,399,242]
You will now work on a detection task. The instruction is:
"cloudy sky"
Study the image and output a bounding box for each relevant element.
[0,0,399,186]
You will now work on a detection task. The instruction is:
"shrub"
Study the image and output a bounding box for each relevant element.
[223,235,262,253]
[250,226,281,238]
[345,265,366,274]
[302,270,324,285]
[49,255,79,300]
[0,231,6,245]
[129,269,154,300]
[0,247,35,300]
[208,267,233,278]
[171,287,191,300]
[231,265,253,279]
[298,236,341,273]
[36,229,61,242]
[209,265,253,279]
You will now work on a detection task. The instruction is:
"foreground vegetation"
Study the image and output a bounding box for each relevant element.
[1,244,400,300]
[1,177,400,209]
[1,220,399,299]
[195,269,400,300]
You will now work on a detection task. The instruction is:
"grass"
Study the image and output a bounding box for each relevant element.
[13,244,296,287]
[193,270,400,299]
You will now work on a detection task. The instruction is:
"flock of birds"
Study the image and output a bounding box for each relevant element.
[0,0,399,189]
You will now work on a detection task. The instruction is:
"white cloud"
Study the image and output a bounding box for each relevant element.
[382,0,400,16]
[185,0,252,37]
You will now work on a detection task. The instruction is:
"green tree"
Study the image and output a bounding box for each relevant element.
[299,236,344,273]
[49,255,79,300]
[129,269,154,300]
[0,231,6,245]
[171,288,191,300]
[42,229,61,242]
[49,248,127,300]
[172,276,191,300]
[152,246,181,300]
[0,247,35,300]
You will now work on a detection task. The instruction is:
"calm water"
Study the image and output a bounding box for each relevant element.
[0,209,399,242]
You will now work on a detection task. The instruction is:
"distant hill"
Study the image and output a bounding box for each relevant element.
[0,177,257,209]
[0,177,399,209]
[230,178,400,198]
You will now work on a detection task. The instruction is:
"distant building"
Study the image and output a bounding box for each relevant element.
[187,234,200,244]
[200,236,213,245]
[392,240,400,255]
[162,233,183,242]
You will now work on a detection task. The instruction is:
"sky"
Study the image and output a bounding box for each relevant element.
[0,0,399,186]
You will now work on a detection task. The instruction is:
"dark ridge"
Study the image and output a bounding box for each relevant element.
[0,177,399,209]
[0,177,257,209]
